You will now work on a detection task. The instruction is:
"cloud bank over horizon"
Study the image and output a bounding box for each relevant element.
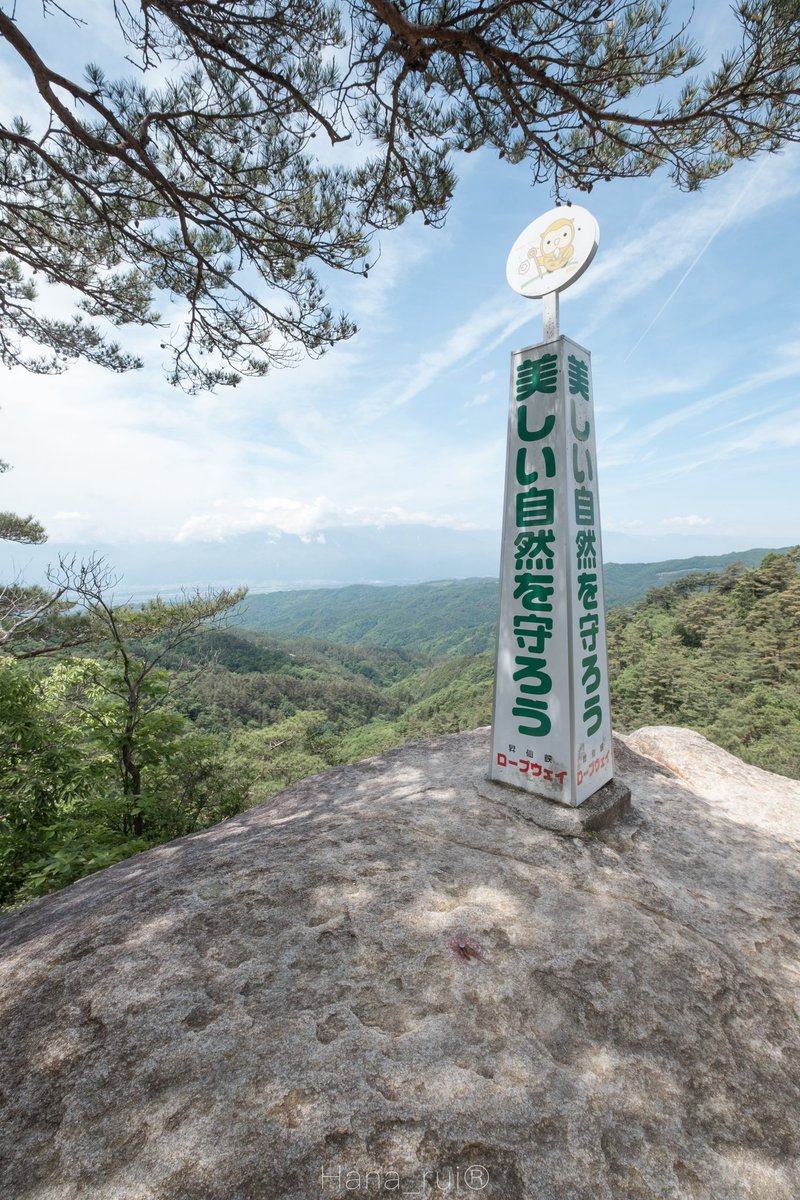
[1,13,798,586]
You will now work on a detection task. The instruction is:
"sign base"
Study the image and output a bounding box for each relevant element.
[476,774,631,835]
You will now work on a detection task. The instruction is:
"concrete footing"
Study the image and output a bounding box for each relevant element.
[475,773,632,835]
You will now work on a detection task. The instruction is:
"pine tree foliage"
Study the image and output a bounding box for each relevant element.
[0,445,62,655]
[0,454,45,544]
[1,1,799,388]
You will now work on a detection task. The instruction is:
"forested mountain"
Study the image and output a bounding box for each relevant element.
[235,578,500,655]
[158,545,800,788]
[235,547,786,649]
[602,547,785,606]
[1,548,798,910]
[607,551,800,779]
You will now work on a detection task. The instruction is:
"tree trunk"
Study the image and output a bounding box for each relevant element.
[121,739,143,836]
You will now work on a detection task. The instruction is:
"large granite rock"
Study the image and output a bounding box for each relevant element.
[1,726,798,1200]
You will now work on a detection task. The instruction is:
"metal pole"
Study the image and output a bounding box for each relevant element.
[543,292,559,342]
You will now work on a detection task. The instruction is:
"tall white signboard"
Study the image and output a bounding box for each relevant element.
[490,207,613,807]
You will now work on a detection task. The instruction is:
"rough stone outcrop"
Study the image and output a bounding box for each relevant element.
[1,726,798,1200]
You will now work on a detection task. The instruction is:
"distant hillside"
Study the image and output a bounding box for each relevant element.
[603,546,787,606]
[234,548,786,653]
[4,548,798,910]
[234,577,500,657]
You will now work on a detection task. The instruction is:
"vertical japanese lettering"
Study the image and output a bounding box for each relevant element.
[511,353,559,739]
[569,351,605,739]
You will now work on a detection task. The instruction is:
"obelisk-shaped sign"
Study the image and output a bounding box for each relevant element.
[490,206,613,807]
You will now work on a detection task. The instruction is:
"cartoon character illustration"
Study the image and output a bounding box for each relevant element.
[518,216,577,278]
[537,217,576,272]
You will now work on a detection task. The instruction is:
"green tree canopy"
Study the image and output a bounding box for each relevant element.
[1,0,799,389]
[606,546,800,777]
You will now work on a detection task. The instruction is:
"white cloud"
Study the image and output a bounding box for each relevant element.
[465,392,491,409]
[364,298,520,416]
[175,497,481,542]
[657,402,800,478]
[361,147,800,421]
[46,511,96,539]
[603,518,645,531]
[660,515,713,528]
[575,147,800,344]
[600,339,800,470]
[2,76,799,570]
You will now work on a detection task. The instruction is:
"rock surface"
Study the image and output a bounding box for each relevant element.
[1,726,799,1200]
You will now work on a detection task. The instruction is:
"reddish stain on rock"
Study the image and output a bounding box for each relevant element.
[447,933,483,964]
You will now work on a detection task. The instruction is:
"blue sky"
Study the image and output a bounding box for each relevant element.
[1,3,799,590]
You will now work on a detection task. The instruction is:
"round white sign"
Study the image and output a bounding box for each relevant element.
[506,205,599,298]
